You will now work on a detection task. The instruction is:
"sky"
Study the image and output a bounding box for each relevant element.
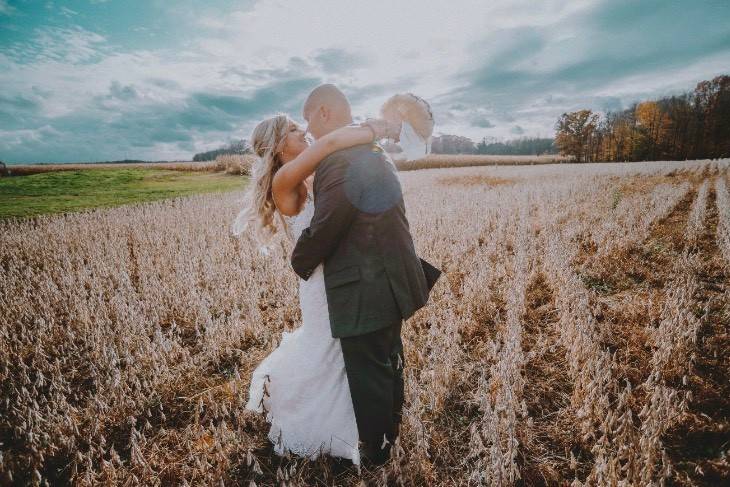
[1,0,729,163]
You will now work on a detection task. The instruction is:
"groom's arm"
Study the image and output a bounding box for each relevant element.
[291,155,360,280]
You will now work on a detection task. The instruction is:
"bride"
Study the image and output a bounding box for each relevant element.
[232,113,399,467]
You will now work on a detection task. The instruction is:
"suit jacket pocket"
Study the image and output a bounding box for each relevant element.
[325,265,361,288]
[324,265,361,333]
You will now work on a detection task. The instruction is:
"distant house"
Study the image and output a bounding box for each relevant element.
[0,161,8,177]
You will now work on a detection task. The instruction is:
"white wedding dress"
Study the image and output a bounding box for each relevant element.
[245,190,361,466]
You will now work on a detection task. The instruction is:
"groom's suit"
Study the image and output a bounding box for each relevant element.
[291,141,441,464]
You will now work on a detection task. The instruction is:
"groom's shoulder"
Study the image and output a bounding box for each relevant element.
[316,143,392,187]
[334,143,391,166]
[317,143,376,173]
[331,143,376,159]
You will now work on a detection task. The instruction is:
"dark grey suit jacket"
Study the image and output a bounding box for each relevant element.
[291,142,441,338]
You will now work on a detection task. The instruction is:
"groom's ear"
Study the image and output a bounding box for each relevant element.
[318,104,329,122]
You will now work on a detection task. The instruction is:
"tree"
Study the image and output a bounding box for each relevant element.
[693,75,730,158]
[474,137,557,155]
[430,134,476,154]
[552,73,729,162]
[193,139,251,161]
[659,94,693,160]
[635,101,673,160]
[554,110,599,162]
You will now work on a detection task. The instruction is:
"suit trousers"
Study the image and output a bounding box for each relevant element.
[339,319,405,465]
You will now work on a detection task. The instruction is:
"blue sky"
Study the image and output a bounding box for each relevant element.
[1,0,729,163]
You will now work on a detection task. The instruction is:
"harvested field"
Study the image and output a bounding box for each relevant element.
[1,159,728,486]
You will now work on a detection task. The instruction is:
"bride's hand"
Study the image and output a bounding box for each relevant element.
[361,118,402,142]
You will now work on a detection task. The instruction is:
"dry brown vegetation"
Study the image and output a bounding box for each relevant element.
[6,154,562,177]
[394,153,570,171]
[3,155,256,177]
[436,175,515,187]
[212,154,254,176]
[1,159,729,486]
[5,161,218,175]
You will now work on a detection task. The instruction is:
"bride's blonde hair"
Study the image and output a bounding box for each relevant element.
[231,113,294,250]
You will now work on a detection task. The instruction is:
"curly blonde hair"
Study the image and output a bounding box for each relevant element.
[231,113,294,249]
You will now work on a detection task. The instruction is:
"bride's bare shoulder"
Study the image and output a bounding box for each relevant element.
[274,182,309,216]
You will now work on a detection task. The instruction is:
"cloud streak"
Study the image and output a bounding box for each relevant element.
[0,0,728,162]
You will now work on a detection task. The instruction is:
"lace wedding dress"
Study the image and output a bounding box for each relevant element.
[245,191,361,466]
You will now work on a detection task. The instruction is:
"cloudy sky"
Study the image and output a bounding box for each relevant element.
[1,0,729,163]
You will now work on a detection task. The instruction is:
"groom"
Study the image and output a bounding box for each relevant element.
[291,84,441,466]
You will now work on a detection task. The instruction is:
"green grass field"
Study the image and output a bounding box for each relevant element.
[0,168,246,219]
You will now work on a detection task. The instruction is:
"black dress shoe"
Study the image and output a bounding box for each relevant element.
[361,451,390,469]
[331,457,355,476]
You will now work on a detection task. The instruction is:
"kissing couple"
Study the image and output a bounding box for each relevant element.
[232,83,442,470]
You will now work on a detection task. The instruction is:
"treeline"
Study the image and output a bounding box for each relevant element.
[430,134,556,155]
[430,134,475,154]
[193,140,250,162]
[555,74,730,162]
[92,159,147,164]
[475,137,557,155]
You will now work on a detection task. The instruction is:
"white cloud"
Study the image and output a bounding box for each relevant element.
[0,0,15,15]
[4,25,108,64]
[594,50,730,100]
[185,0,603,132]
[2,0,729,161]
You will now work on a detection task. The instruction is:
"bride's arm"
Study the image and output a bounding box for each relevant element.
[272,125,380,215]
[272,119,401,216]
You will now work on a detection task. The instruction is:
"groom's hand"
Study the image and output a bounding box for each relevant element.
[361,118,401,142]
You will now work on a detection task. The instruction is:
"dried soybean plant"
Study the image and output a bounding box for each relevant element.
[685,179,710,247]
[1,159,728,486]
[715,175,730,264]
[467,199,534,486]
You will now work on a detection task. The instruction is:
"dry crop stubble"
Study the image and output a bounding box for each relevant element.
[1,159,729,486]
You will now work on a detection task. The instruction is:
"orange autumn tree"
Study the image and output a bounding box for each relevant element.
[635,101,672,160]
[551,74,729,162]
[554,109,599,162]
[601,113,639,162]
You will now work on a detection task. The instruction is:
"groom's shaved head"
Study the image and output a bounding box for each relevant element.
[303,84,353,139]
[303,84,350,115]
